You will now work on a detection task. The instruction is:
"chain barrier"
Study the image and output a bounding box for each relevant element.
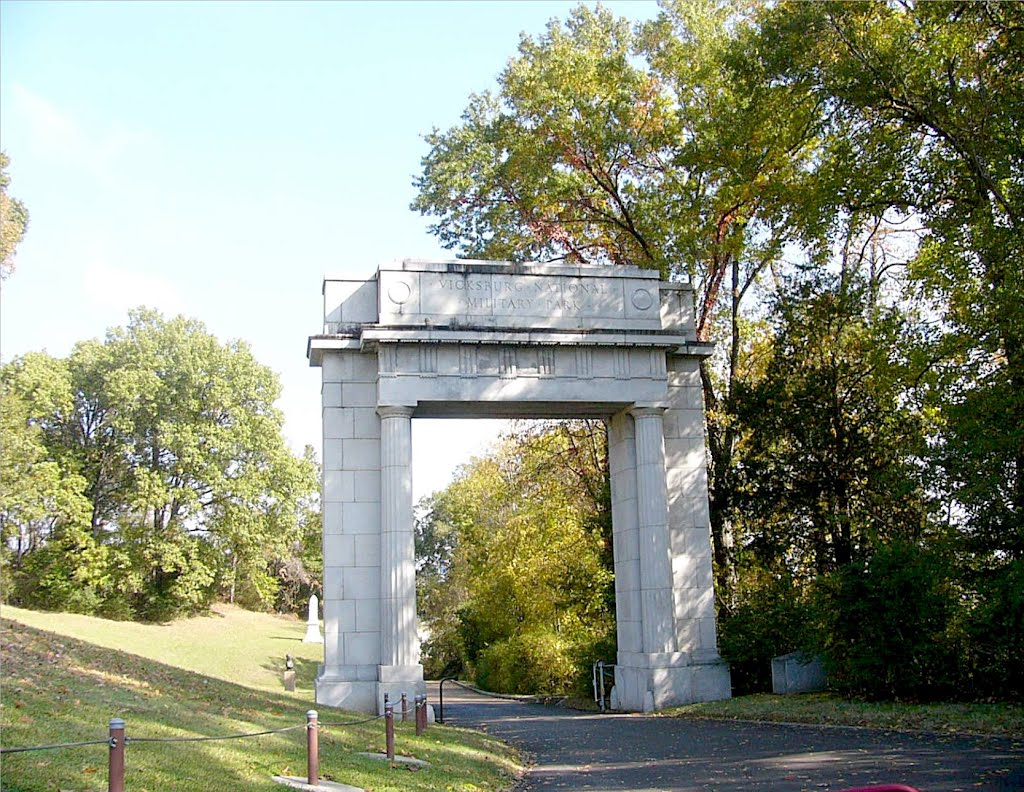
[3,699,430,789]
[0,714,379,754]
[0,724,307,755]
[127,723,308,744]
[318,713,386,728]
[0,738,112,755]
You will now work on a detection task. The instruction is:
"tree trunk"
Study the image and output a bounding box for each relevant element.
[702,361,738,613]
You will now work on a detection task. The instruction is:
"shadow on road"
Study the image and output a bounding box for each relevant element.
[429,682,1024,791]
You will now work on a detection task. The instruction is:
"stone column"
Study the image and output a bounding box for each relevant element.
[378,405,417,666]
[376,405,424,710]
[631,407,676,655]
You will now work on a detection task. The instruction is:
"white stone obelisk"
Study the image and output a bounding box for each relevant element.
[303,594,323,643]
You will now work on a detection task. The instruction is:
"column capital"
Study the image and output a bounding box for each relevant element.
[630,406,665,418]
[377,405,415,419]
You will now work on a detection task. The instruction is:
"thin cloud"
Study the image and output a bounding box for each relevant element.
[11,84,153,176]
[83,259,187,319]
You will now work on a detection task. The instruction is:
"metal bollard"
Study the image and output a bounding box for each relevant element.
[108,718,125,792]
[306,710,319,786]
[401,691,408,722]
[415,694,426,735]
[384,702,395,761]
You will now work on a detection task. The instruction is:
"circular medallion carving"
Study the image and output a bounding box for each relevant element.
[388,280,412,305]
[631,288,654,311]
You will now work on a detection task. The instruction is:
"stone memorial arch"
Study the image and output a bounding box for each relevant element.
[307,259,731,713]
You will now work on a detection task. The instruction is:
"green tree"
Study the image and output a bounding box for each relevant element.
[3,310,318,620]
[0,378,93,605]
[265,446,323,613]
[415,421,614,694]
[736,269,930,576]
[746,0,1024,559]
[0,151,29,279]
[814,541,960,701]
[411,0,1023,701]
[413,2,826,605]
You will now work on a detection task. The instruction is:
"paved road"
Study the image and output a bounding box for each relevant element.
[429,683,1024,791]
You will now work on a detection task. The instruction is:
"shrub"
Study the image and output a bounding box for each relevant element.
[475,631,576,694]
[718,570,815,694]
[961,559,1024,701]
[813,541,959,700]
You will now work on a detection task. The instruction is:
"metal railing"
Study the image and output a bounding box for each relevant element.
[437,677,565,723]
[592,659,615,712]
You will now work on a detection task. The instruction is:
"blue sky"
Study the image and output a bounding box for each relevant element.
[0,0,659,499]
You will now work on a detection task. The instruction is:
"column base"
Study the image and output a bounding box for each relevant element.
[313,672,378,713]
[377,664,425,714]
[613,653,731,712]
[315,663,428,714]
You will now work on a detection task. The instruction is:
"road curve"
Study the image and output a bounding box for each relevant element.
[429,682,1024,791]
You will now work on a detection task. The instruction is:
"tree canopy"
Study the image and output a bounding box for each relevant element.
[416,421,613,694]
[1,310,319,620]
[0,151,29,279]
[413,0,1023,701]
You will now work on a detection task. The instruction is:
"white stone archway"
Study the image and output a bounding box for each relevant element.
[307,260,731,713]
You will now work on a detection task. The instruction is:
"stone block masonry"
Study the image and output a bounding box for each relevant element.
[308,259,730,713]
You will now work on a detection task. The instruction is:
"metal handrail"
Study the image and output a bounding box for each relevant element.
[592,659,615,712]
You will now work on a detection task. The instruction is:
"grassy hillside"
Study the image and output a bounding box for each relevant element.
[1,604,326,699]
[1,606,520,792]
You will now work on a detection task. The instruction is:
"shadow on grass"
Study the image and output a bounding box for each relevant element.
[260,655,321,693]
[1,618,519,792]
[1,618,317,791]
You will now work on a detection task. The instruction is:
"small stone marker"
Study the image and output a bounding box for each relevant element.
[284,654,296,691]
[303,594,323,644]
[771,651,826,694]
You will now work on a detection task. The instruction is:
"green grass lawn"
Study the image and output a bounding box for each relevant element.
[1,605,520,792]
[668,692,1024,737]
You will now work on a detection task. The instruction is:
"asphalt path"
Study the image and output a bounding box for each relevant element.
[429,682,1024,791]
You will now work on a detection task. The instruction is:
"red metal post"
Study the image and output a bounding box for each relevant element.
[306,710,319,786]
[415,694,425,735]
[108,718,125,792]
[385,703,395,761]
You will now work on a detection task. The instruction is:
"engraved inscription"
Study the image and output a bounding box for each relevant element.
[429,274,621,317]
